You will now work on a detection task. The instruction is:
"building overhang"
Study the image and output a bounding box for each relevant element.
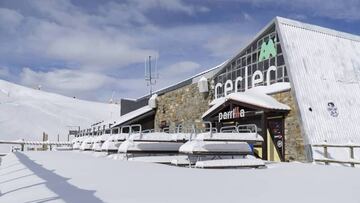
[202,91,290,121]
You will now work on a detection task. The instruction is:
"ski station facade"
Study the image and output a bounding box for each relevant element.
[83,17,360,162]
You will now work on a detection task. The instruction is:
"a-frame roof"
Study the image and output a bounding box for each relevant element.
[276,17,360,159]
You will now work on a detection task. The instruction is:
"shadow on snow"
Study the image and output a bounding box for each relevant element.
[11,152,103,203]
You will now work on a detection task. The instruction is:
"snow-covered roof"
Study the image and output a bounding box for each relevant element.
[112,105,154,128]
[248,82,291,95]
[276,16,360,152]
[203,91,290,119]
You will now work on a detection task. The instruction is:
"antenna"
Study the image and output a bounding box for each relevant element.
[109,91,115,104]
[144,55,159,95]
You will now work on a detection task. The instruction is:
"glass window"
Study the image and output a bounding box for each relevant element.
[252,43,257,52]
[264,59,269,70]
[277,55,285,66]
[252,53,257,63]
[242,57,246,66]
[277,44,282,54]
[241,67,245,77]
[270,57,275,66]
[277,66,283,80]
[270,69,276,82]
[252,64,257,72]
[247,55,251,65]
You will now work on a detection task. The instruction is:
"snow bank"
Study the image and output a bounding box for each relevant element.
[1,151,359,203]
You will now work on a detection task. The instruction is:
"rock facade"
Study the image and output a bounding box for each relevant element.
[155,83,212,132]
[272,91,306,161]
[155,82,306,161]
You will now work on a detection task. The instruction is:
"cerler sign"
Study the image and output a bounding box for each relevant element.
[215,38,277,99]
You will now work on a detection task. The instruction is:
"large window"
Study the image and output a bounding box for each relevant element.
[214,25,288,98]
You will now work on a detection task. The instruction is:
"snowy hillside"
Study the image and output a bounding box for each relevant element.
[0,79,119,152]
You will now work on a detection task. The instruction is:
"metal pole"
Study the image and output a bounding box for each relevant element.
[149,55,152,95]
[350,146,354,167]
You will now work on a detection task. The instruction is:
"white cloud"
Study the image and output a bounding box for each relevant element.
[204,34,253,58]
[0,8,24,32]
[163,61,201,76]
[20,68,111,92]
[0,0,257,101]
[236,0,360,21]
[132,0,210,15]
[18,67,151,101]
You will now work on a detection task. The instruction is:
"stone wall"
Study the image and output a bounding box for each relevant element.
[155,82,306,161]
[272,91,306,161]
[155,83,212,132]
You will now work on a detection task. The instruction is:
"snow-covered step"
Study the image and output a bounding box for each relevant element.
[179,141,252,155]
[128,155,189,164]
[195,158,265,169]
[118,140,183,153]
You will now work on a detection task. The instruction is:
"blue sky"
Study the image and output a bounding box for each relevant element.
[0,0,359,102]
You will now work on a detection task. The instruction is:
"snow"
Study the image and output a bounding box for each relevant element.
[128,155,189,164]
[148,94,157,108]
[0,79,119,153]
[126,132,191,142]
[195,157,265,168]
[195,132,264,142]
[277,17,360,160]
[203,91,290,118]
[1,151,360,203]
[179,141,252,154]
[112,105,154,128]
[118,140,184,153]
[248,82,291,95]
[101,134,127,151]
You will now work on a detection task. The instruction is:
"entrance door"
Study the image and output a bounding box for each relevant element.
[267,118,285,161]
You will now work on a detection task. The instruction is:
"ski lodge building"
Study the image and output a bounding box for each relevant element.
[100,17,360,162]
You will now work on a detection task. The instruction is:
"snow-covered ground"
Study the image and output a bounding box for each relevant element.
[0,151,359,203]
[0,79,119,152]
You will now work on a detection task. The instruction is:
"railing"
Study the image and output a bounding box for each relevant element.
[0,140,72,151]
[312,141,360,167]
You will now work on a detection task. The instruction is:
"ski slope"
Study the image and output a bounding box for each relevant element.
[0,79,119,152]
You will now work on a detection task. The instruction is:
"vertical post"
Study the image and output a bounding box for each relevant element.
[149,56,152,95]
[21,144,24,151]
[261,112,268,160]
[324,140,328,165]
[350,146,354,167]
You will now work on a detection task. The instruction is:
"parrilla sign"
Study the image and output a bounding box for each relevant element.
[218,107,245,122]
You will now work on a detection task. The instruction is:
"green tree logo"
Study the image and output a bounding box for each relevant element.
[258,38,277,62]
